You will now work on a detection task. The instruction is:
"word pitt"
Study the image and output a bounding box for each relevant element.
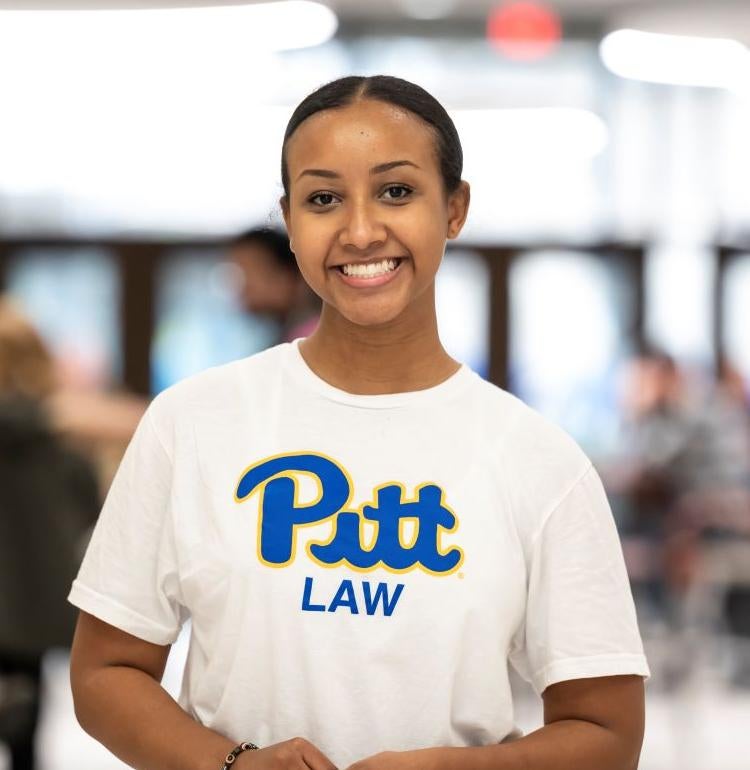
[235,452,463,574]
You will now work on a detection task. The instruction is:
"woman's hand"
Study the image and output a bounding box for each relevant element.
[234,737,338,770]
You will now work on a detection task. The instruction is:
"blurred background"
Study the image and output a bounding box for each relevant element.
[1,0,749,768]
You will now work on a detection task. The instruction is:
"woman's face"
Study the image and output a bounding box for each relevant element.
[281,99,470,329]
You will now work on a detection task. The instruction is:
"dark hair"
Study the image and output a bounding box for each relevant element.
[635,341,676,373]
[280,75,463,199]
[230,227,297,275]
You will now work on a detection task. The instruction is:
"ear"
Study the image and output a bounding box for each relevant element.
[280,195,294,252]
[446,181,470,240]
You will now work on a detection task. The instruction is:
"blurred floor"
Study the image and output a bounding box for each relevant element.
[1,626,749,770]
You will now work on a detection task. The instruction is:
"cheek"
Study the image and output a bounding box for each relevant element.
[294,250,322,282]
[400,196,448,233]
[290,231,332,293]
[398,204,448,257]
[290,216,324,257]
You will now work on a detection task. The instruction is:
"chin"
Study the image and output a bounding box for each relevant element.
[343,307,408,328]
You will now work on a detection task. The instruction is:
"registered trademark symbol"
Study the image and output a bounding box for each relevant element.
[458,573,465,579]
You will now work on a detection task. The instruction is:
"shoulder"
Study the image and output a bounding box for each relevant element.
[469,375,590,472]
[145,344,287,446]
[468,376,593,538]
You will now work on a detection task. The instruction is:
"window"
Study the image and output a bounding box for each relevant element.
[151,249,280,393]
[509,248,634,455]
[723,253,750,394]
[437,249,490,379]
[6,248,121,388]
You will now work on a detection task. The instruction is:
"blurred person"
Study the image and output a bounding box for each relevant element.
[68,75,648,770]
[666,356,750,686]
[599,347,699,646]
[606,347,696,535]
[717,355,749,408]
[229,226,321,343]
[605,346,750,684]
[672,356,750,533]
[47,383,147,493]
[0,297,101,770]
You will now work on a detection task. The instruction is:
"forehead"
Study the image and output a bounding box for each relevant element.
[285,99,439,177]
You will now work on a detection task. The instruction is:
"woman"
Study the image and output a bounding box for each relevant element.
[68,75,649,770]
[0,297,100,770]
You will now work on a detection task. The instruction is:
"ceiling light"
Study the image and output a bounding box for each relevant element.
[453,108,609,163]
[0,1,338,54]
[600,28,750,90]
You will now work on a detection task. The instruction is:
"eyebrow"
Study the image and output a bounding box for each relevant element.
[295,160,420,182]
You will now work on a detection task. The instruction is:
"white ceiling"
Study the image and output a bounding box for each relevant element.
[1,1,750,41]
[0,0,733,15]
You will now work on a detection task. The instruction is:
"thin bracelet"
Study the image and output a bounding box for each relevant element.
[221,741,260,769]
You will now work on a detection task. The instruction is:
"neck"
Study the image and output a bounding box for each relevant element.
[296,292,460,396]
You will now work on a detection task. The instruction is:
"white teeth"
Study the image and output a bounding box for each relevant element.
[341,258,399,278]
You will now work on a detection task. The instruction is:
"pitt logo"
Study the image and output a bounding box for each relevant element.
[234,451,464,576]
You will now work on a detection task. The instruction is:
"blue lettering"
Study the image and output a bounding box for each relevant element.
[328,579,359,614]
[301,576,326,612]
[235,453,463,575]
[362,581,405,617]
[235,453,349,565]
[300,576,405,616]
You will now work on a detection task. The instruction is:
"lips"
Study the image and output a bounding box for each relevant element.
[331,256,406,269]
[334,256,406,288]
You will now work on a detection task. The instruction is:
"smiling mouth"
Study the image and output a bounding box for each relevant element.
[332,257,406,274]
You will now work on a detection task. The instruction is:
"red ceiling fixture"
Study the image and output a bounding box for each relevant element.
[486,1,562,61]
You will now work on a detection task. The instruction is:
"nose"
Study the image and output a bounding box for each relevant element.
[338,198,387,252]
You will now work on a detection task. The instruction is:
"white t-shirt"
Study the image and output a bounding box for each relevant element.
[68,339,650,768]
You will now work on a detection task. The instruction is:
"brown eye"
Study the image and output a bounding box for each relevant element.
[309,192,338,207]
[381,185,413,201]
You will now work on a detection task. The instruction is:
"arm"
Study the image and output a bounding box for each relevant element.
[70,610,237,770]
[434,674,645,770]
[345,674,645,770]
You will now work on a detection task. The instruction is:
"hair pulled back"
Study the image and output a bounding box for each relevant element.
[280,75,463,199]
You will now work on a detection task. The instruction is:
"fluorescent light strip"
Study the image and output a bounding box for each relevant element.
[0,1,338,54]
[452,108,609,161]
[600,28,750,90]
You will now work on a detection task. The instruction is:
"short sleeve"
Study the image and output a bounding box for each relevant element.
[67,403,185,645]
[508,464,651,696]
